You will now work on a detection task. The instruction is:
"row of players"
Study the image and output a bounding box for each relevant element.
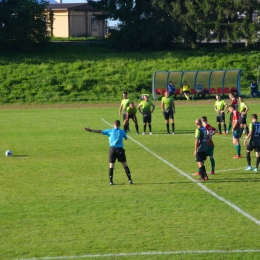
[119,91,260,180]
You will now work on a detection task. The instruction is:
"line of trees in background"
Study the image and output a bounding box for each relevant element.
[89,0,260,50]
[0,0,52,51]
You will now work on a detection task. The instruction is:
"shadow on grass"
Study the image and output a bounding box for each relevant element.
[11,155,29,158]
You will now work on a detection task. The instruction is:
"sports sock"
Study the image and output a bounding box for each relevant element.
[149,124,152,133]
[124,125,127,131]
[246,151,251,166]
[239,128,243,137]
[109,168,114,183]
[235,144,241,156]
[172,123,175,133]
[199,167,204,179]
[224,123,227,133]
[256,157,260,168]
[124,166,131,180]
[202,165,207,177]
[210,157,215,171]
[135,124,139,133]
[166,123,169,132]
[245,126,249,135]
[143,125,146,133]
[218,124,221,133]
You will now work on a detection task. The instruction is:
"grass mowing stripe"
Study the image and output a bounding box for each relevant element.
[15,249,260,260]
[100,118,260,227]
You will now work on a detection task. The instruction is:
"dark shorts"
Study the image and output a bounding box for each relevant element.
[247,144,260,152]
[196,151,207,162]
[216,114,225,123]
[164,110,174,120]
[123,113,127,120]
[233,129,240,139]
[143,114,151,123]
[109,147,126,163]
[241,117,247,124]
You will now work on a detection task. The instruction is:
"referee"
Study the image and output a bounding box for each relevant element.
[85,120,133,185]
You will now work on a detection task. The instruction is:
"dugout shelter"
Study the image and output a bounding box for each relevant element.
[152,69,242,100]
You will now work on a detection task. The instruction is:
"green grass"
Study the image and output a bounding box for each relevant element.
[0,100,260,260]
[0,44,260,103]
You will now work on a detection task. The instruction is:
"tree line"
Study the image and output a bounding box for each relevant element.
[0,0,52,51]
[89,0,260,50]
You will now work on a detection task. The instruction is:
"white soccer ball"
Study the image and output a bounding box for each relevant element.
[5,150,12,157]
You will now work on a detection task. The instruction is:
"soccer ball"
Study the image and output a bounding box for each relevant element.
[5,150,12,157]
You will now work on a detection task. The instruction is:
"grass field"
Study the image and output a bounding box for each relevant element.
[1,99,260,260]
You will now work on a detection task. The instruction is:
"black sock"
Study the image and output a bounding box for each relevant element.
[218,124,221,133]
[245,126,249,135]
[256,157,260,168]
[202,165,207,177]
[144,125,146,133]
[172,123,174,132]
[109,168,114,183]
[149,124,152,132]
[224,123,227,132]
[239,128,243,137]
[199,167,204,178]
[124,125,127,131]
[124,166,131,180]
[166,123,169,132]
[135,124,139,133]
[246,151,251,166]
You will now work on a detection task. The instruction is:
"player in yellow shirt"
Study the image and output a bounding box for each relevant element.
[138,95,155,135]
[180,81,191,100]
[124,102,139,134]
[214,94,228,134]
[161,91,176,134]
[119,92,130,131]
[238,95,249,137]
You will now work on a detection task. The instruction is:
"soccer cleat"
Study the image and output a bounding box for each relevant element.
[197,178,205,182]
[172,132,175,135]
[149,132,153,135]
[233,155,242,159]
[204,176,209,181]
[142,132,146,135]
[245,166,252,171]
[110,182,114,185]
[166,132,170,134]
[193,172,200,176]
[136,132,139,134]
[129,180,133,184]
[253,168,258,172]
[210,171,215,175]
[224,132,228,135]
[217,132,222,135]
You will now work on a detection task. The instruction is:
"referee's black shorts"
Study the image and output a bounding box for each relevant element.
[109,147,126,163]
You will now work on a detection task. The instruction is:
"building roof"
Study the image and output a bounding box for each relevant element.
[47,3,94,11]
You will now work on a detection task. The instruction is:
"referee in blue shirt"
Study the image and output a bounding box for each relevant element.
[85,120,133,185]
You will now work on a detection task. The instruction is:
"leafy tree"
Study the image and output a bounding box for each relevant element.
[0,0,51,51]
[89,0,184,50]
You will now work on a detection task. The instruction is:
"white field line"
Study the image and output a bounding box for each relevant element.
[15,120,260,260]
[101,118,260,226]
[15,249,260,260]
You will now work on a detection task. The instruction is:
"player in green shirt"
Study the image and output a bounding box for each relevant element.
[161,91,176,134]
[214,94,228,134]
[138,94,155,135]
[119,92,130,132]
[124,102,139,134]
[238,95,249,137]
